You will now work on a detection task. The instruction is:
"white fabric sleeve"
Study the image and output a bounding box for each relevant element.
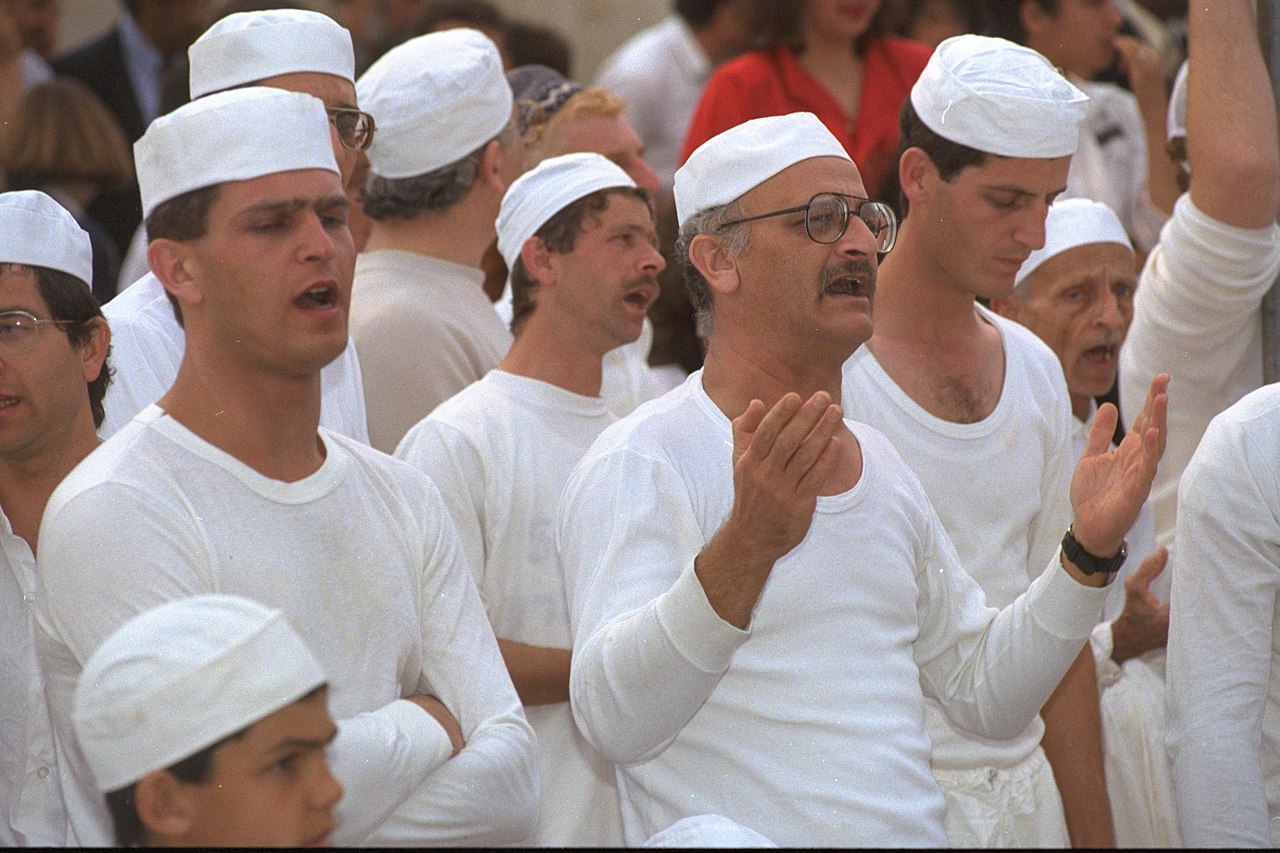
[366,480,539,845]
[561,447,750,766]
[912,507,1109,741]
[97,320,176,439]
[1029,366,1074,585]
[1088,621,1123,689]
[1166,411,1279,847]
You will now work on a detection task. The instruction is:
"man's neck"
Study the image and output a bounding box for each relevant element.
[701,333,846,421]
[498,320,607,398]
[0,414,100,553]
[362,201,494,271]
[870,219,989,345]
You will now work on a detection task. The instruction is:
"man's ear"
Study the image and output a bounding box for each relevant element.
[688,232,740,297]
[134,770,195,842]
[479,138,510,195]
[898,147,938,209]
[519,236,555,288]
[147,238,203,309]
[78,316,111,385]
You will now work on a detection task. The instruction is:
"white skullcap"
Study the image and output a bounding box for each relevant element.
[188,10,355,100]
[1015,198,1132,287]
[0,191,93,284]
[135,86,338,220]
[674,112,848,228]
[1167,60,1188,142]
[644,815,779,848]
[911,34,1089,158]
[497,152,636,270]
[357,28,512,180]
[74,594,326,793]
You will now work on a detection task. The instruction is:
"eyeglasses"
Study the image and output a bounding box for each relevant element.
[719,192,898,253]
[0,310,79,357]
[327,107,376,152]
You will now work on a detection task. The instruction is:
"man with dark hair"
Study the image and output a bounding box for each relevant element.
[397,152,661,846]
[352,28,522,453]
[0,190,110,846]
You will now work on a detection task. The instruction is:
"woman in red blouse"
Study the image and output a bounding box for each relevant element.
[681,0,932,204]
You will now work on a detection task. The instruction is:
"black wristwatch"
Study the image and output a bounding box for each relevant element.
[1061,525,1127,577]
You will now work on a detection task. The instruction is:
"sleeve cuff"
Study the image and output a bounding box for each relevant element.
[1089,621,1123,688]
[1025,551,1111,640]
[654,562,751,674]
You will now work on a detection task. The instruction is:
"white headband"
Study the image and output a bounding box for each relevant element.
[74,595,326,793]
[1015,198,1132,286]
[497,152,637,270]
[674,112,849,228]
[0,191,93,284]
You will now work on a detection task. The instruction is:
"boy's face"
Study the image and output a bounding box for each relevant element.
[175,689,341,847]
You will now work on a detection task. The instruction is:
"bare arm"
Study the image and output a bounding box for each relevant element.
[497,639,572,706]
[1114,35,1180,217]
[1040,648,1115,847]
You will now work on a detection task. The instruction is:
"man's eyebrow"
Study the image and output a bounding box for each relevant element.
[238,195,351,217]
[263,726,340,757]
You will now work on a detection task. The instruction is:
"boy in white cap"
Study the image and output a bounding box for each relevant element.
[75,595,341,847]
[35,86,537,846]
[351,28,522,453]
[0,190,110,846]
[559,109,1168,846]
[838,34,1111,846]
[396,152,663,846]
[992,197,1179,846]
[101,8,374,443]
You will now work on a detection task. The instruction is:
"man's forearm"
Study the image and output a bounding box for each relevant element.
[497,638,571,706]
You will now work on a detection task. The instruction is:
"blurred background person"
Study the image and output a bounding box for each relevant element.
[893,0,980,48]
[2,0,57,88]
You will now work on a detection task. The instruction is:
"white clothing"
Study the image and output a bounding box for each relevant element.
[594,16,712,192]
[560,372,1108,846]
[35,407,538,846]
[396,370,624,846]
[1118,193,1280,547]
[19,48,52,89]
[100,272,370,442]
[0,513,65,846]
[116,224,149,292]
[1166,384,1280,847]
[934,747,1068,847]
[1065,78,1168,255]
[351,250,512,453]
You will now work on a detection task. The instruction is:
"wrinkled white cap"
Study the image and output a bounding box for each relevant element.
[0,191,93,283]
[644,814,779,848]
[135,86,339,220]
[188,9,355,100]
[497,152,636,270]
[74,594,326,793]
[674,112,849,228]
[357,28,513,180]
[911,34,1089,158]
[1167,60,1188,142]
[1015,198,1132,286]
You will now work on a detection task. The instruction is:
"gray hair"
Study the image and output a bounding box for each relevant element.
[675,200,748,339]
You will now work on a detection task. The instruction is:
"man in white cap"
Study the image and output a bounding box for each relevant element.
[559,109,1168,846]
[0,190,110,846]
[396,152,662,846]
[838,34,1113,846]
[100,8,374,443]
[35,86,537,846]
[991,197,1180,846]
[351,27,521,454]
[75,594,341,847]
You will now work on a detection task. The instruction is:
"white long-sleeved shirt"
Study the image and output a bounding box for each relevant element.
[35,407,538,846]
[100,272,370,443]
[1166,384,1280,847]
[1119,193,1280,546]
[559,373,1108,846]
[396,370,625,846]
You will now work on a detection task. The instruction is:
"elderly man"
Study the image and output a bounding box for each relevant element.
[35,86,537,846]
[0,191,110,846]
[397,153,663,845]
[351,28,521,453]
[558,110,1167,846]
[101,9,373,442]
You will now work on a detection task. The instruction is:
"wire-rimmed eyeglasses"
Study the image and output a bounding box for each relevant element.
[327,107,376,152]
[718,192,898,253]
[0,310,79,357]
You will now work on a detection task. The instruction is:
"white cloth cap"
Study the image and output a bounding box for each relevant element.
[188,9,355,99]
[74,594,326,793]
[357,28,512,180]
[1167,60,1188,142]
[135,86,339,219]
[644,815,778,848]
[0,190,93,283]
[674,111,849,228]
[1015,198,1132,286]
[497,152,636,270]
[910,34,1088,158]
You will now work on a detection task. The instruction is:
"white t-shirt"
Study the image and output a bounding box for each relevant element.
[34,407,537,846]
[559,372,1108,846]
[1167,384,1280,847]
[842,306,1074,771]
[100,272,370,442]
[0,513,65,846]
[1119,193,1280,546]
[396,369,624,846]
